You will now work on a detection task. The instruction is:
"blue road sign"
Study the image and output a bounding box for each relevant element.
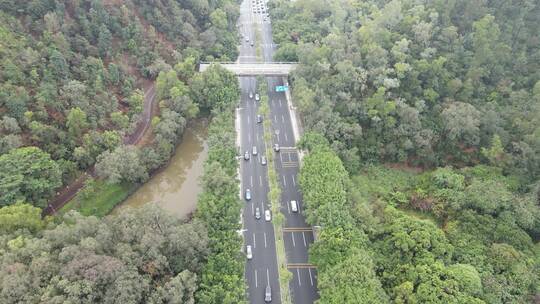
[275,85,289,92]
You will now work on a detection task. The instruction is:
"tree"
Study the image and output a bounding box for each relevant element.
[318,249,389,304]
[127,89,144,116]
[441,102,481,147]
[0,203,45,234]
[97,25,112,57]
[0,147,61,208]
[95,145,148,184]
[298,141,351,226]
[66,107,88,138]
[190,64,239,112]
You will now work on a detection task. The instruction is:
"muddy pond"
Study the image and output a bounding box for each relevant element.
[113,120,208,218]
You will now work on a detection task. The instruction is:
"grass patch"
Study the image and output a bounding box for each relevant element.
[352,165,416,202]
[60,180,134,217]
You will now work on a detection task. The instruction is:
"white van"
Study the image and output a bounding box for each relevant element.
[252,146,257,155]
[290,200,298,213]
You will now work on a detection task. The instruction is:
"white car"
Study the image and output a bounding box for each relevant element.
[246,245,253,259]
[252,146,258,155]
[249,91,254,99]
[255,93,260,101]
[245,189,251,201]
[265,210,271,221]
[290,200,298,212]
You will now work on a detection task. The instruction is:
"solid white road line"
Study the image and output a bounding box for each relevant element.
[256,133,258,143]
[291,232,296,247]
[264,232,267,248]
[253,233,256,248]
[297,268,301,286]
[287,201,291,213]
[247,116,250,124]
[255,269,258,288]
[284,133,288,142]
[248,133,251,143]
[279,152,283,163]
[251,203,254,215]
[250,176,253,187]
[281,115,285,123]
[302,232,307,247]
[279,99,282,107]
[292,175,296,186]
[283,175,287,187]
[259,175,263,187]
[266,268,270,285]
[308,268,314,286]
[274,115,277,123]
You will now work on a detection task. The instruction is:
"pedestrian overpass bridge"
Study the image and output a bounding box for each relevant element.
[199,62,298,76]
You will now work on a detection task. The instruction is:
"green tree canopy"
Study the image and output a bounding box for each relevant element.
[0,146,61,208]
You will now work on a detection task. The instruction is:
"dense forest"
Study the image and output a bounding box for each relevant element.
[271,0,540,303]
[0,0,245,302]
[0,39,241,304]
[0,203,209,303]
[0,0,239,209]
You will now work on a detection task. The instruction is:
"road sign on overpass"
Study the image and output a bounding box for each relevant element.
[198,62,298,76]
[275,85,288,92]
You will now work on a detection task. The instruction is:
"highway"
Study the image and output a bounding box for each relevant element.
[238,0,281,303]
[238,0,319,303]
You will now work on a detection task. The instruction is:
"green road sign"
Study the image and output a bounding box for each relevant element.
[275,85,289,92]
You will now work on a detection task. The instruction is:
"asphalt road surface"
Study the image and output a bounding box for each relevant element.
[239,0,281,303]
[239,0,319,303]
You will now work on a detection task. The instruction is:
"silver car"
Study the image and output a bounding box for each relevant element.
[261,156,267,165]
[265,285,271,302]
[255,207,261,220]
[245,189,251,201]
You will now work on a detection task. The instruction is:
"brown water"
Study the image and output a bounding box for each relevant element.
[113,120,208,218]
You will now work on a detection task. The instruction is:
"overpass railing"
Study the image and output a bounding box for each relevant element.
[199,61,298,65]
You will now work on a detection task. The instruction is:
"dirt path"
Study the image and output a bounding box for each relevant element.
[42,83,158,216]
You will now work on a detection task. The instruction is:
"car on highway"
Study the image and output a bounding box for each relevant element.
[249,91,253,99]
[265,285,271,302]
[265,209,271,221]
[252,146,257,155]
[257,114,263,123]
[251,42,254,47]
[273,144,280,152]
[290,200,298,212]
[261,155,267,165]
[245,189,251,201]
[245,37,249,42]
[255,93,260,101]
[244,151,250,160]
[246,245,253,260]
[255,207,261,219]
